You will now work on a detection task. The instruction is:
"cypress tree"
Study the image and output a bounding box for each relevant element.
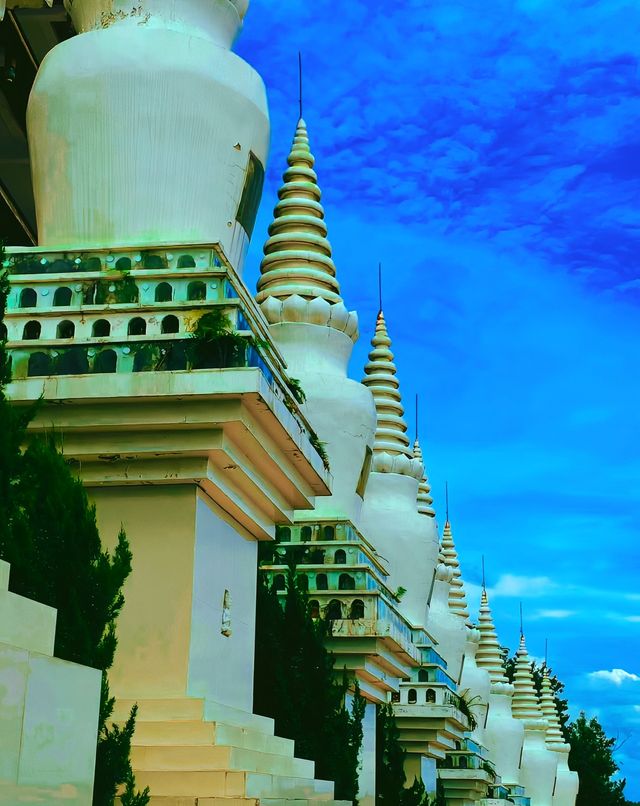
[0,257,148,806]
[254,558,365,802]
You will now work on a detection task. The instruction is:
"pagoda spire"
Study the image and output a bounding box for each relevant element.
[441,519,471,623]
[256,117,358,339]
[511,634,545,721]
[361,311,422,479]
[476,587,508,684]
[413,439,436,517]
[540,666,566,746]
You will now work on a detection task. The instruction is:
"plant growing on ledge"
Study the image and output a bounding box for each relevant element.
[188,308,267,369]
[308,427,330,472]
[287,376,306,404]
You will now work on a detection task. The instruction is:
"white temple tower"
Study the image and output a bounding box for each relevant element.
[28,0,268,273]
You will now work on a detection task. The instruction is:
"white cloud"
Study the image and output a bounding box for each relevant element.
[489,574,555,598]
[589,669,640,686]
[536,609,575,619]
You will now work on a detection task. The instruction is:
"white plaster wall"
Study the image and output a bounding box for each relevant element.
[483,687,525,787]
[359,472,440,629]
[0,560,101,805]
[353,699,376,806]
[28,3,269,275]
[188,490,258,714]
[552,748,579,806]
[270,323,377,525]
[459,631,491,745]
[519,725,558,806]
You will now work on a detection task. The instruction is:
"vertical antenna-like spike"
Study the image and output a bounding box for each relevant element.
[445,482,449,522]
[482,555,486,591]
[520,602,524,638]
[298,51,303,120]
[415,393,419,442]
[545,638,548,667]
[378,262,383,313]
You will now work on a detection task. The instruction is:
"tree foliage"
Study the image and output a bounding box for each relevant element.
[375,701,433,805]
[0,258,148,806]
[254,561,364,802]
[568,713,627,806]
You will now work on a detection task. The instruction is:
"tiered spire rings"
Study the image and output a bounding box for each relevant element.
[511,635,546,722]
[441,520,471,623]
[257,118,358,339]
[540,667,567,747]
[362,311,423,479]
[413,439,436,517]
[477,588,509,684]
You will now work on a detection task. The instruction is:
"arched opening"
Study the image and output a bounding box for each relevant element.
[418,669,429,683]
[334,549,346,564]
[177,254,196,268]
[301,525,312,541]
[94,349,117,374]
[155,282,173,302]
[326,599,342,620]
[56,320,75,339]
[128,317,147,336]
[53,287,72,306]
[299,575,309,591]
[273,574,286,592]
[315,573,328,591]
[115,256,131,272]
[28,352,52,377]
[350,599,365,619]
[19,288,37,308]
[143,254,163,269]
[92,319,111,337]
[454,741,461,751]
[187,281,206,301]
[57,348,89,376]
[426,689,436,703]
[23,320,41,340]
[309,600,320,619]
[391,691,400,703]
[408,689,418,705]
[459,756,468,769]
[339,573,355,591]
[161,315,179,334]
[323,525,335,541]
[277,526,291,541]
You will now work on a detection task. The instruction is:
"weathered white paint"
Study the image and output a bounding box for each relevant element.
[188,490,257,713]
[28,0,268,274]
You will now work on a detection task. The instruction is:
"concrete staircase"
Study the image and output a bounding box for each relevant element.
[113,698,352,805]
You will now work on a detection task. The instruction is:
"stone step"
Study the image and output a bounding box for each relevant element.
[134,770,336,800]
[131,744,315,778]
[120,718,296,758]
[113,698,275,735]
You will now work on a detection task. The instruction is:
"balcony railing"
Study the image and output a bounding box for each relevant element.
[3,244,328,470]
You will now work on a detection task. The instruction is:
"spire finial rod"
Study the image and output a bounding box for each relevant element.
[545,638,548,667]
[298,51,303,120]
[482,555,486,591]
[520,602,524,638]
[378,262,383,314]
[415,393,419,441]
[445,481,449,523]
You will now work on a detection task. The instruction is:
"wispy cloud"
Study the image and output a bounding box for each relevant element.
[589,670,640,686]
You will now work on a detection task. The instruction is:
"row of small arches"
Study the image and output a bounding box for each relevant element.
[273,572,356,592]
[311,599,365,620]
[19,315,181,341]
[17,281,209,309]
[279,525,337,541]
[391,688,437,704]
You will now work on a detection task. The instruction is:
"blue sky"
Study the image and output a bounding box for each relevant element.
[237,0,640,795]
